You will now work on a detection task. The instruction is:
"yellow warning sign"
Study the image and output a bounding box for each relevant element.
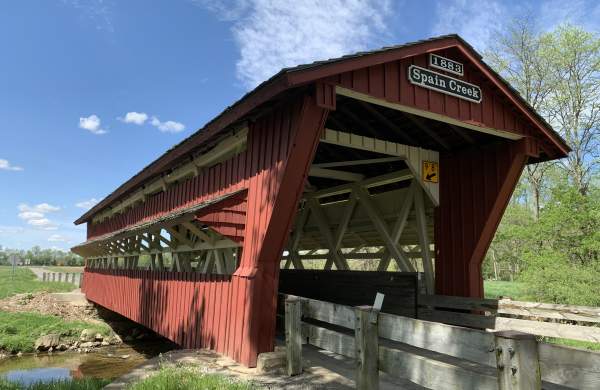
[422,161,439,183]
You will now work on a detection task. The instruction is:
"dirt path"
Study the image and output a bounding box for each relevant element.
[105,346,425,389]
[0,291,100,324]
[28,267,47,280]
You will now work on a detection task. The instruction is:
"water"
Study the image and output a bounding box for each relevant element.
[0,342,174,386]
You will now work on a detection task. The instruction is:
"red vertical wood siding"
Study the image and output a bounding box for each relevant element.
[434,140,529,297]
[83,93,328,368]
[234,94,328,365]
[322,48,539,141]
[83,269,235,355]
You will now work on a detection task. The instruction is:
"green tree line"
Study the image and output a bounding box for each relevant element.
[483,20,600,305]
[0,245,83,266]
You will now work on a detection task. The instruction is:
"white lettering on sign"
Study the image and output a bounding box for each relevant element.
[408,65,482,104]
[429,53,464,76]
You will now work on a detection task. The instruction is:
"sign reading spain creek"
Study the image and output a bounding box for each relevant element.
[408,64,482,104]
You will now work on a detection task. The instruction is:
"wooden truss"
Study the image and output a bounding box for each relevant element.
[85,217,240,276]
[283,174,435,293]
[283,129,439,294]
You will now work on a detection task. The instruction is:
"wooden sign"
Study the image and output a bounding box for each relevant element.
[430,53,464,76]
[422,161,439,183]
[408,65,482,104]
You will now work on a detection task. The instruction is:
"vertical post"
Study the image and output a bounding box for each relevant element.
[58,273,62,282]
[42,272,47,282]
[494,331,541,390]
[285,296,303,376]
[354,306,379,390]
[52,273,56,282]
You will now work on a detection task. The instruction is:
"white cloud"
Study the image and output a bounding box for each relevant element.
[48,234,68,242]
[150,116,186,133]
[76,198,99,209]
[18,203,61,213]
[119,112,148,125]
[431,0,506,51]
[79,114,107,135]
[18,211,44,220]
[17,203,61,231]
[27,218,58,230]
[199,0,393,89]
[0,159,23,171]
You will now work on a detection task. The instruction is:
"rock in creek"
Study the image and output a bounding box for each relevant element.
[34,334,60,351]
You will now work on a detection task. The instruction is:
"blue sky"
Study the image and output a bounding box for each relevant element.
[1,0,599,251]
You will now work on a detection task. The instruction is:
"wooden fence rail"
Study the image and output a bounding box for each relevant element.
[418,294,600,343]
[42,272,82,287]
[282,294,600,390]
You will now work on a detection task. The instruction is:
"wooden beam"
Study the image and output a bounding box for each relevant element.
[309,167,365,182]
[313,157,403,169]
[354,185,415,272]
[404,112,451,150]
[305,169,413,200]
[307,198,349,270]
[358,101,416,145]
[182,221,212,243]
[414,186,435,294]
[378,181,416,271]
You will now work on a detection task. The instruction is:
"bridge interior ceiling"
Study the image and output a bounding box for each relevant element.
[330,95,502,153]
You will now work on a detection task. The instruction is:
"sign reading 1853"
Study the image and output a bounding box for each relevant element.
[408,64,482,104]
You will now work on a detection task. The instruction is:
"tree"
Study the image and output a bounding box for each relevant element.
[487,18,555,219]
[544,25,600,194]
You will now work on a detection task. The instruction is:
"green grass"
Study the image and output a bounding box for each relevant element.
[0,311,112,353]
[128,365,258,390]
[0,378,108,390]
[544,337,600,351]
[483,280,530,300]
[0,267,73,299]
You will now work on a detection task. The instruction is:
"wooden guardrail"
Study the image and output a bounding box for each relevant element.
[42,272,82,287]
[418,294,600,343]
[282,294,600,390]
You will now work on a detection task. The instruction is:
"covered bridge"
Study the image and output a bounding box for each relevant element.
[72,35,569,367]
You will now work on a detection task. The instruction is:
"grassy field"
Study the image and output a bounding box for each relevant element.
[128,366,257,390]
[0,267,74,299]
[0,267,110,353]
[0,311,111,353]
[483,280,530,300]
[0,378,108,390]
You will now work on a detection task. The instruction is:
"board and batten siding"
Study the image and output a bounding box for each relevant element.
[83,94,329,367]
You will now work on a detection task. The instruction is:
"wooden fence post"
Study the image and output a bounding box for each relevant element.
[494,331,541,390]
[355,305,379,390]
[52,273,56,282]
[285,296,303,376]
[42,272,46,282]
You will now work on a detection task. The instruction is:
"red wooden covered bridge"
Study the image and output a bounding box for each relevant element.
[72,35,569,367]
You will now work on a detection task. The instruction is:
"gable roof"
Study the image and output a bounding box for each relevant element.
[75,34,570,225]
